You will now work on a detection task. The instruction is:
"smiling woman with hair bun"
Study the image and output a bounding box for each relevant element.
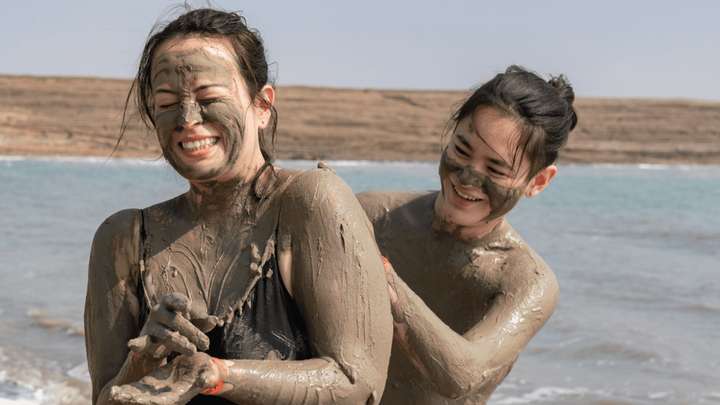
[359,65,578,404]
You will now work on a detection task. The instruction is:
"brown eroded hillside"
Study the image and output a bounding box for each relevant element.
[1,75,719,164]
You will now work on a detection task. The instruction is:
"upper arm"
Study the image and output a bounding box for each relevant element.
[279,170,393,392]
[84,209,143,403]
[463,254,559,368]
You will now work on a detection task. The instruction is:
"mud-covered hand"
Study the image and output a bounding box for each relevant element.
[381,257,401,312]
[110,352,227,405]
[127,293,216,359]
[382,257,414,343]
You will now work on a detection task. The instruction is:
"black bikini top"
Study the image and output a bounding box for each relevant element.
[136,167,312,404]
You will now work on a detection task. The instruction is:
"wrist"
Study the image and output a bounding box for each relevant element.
[202,357,228,396]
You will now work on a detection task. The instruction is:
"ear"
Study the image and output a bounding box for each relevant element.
[255,84,275,129]
[524,164,557,197]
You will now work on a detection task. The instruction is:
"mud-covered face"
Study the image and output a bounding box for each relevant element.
[436,106,529,227]
[151,37,260,182]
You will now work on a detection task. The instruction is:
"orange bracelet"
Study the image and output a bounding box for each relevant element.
[201,357,226,396]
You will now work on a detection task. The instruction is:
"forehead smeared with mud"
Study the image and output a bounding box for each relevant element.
[151,37,242,93]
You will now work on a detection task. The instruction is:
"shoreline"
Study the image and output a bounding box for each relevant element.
[2,75,720,165]
[4,154,719,170]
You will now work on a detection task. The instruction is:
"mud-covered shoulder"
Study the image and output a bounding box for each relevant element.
[89,208,143,284]
[282,167,360,212]
[356,191,430,223]
[498,230,559,317]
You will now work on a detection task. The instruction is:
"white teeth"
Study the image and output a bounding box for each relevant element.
[180,137,218,151]
[453,184,483,201]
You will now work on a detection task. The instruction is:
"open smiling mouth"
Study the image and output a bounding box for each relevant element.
[178,137,220,152]
[451,183,485,202]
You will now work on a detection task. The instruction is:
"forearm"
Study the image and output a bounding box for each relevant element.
[390,273,505,398]
[216,357,377,405]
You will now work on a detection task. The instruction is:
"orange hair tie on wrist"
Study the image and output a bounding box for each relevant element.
[201,357,226,396]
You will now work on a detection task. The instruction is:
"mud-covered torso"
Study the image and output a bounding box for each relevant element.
[364,192,511,331]
[359,191,536,404]
[137,168,311,403]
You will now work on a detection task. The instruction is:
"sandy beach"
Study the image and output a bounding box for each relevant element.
[1,74,719,164]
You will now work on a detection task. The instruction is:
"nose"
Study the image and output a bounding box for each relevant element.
[175,101,203,131]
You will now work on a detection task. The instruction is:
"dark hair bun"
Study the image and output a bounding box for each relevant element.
[548,75,578,131]
[548,75,575,106]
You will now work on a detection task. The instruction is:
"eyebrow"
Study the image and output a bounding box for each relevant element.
[456,133,473,150]
[195,84,228,92]
[153,84,227,95]
[152,66,170,82]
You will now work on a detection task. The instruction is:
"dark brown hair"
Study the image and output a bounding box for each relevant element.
[451,65,578,178]
[119,7,277,160]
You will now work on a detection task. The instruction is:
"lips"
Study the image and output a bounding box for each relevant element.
[174,135,221,158]
[179,137,219,151]
[449,178,486,203]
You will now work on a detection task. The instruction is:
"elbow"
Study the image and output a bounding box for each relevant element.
[436,378,473,400]
[436,362,514,400]
[330,361,387,405]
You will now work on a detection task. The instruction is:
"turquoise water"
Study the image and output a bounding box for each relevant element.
[1,157,719,404]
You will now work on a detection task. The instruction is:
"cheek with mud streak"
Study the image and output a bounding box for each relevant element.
[439,149,524,221]
[154,97,247,181]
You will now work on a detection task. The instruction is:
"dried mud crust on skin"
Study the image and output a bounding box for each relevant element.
[2,75,719,164]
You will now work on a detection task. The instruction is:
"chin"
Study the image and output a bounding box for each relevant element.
[436,194,488,227]
[169,156,228,182]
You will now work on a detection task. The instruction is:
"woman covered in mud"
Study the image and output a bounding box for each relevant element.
[358,66,577,404]
[84,8,392,405]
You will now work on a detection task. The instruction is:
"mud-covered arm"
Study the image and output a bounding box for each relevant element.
[84,209,163,404]
[216,169,394,404]
[386,256,559,399]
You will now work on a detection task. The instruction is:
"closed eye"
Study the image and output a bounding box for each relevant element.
[198,98,220,106]
[158,102,178,109]
[487,165,508,177]
[454,142,471,158]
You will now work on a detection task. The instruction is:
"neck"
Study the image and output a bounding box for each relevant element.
[187,161,269,216]
[431,194,505,242]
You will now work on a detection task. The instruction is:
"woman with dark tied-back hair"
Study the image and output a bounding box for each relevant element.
[358,65,579,404]
[83,8,393,405]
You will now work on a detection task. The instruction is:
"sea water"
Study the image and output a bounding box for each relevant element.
[1,157,719,404]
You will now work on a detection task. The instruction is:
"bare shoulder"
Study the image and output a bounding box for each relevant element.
[499,226,559,311]
[92,209,142,251]
[89,208,142,282]
[357,191,430,220]
[284,167,351,201]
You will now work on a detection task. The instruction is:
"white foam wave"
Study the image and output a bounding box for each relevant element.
[0,349,90,405]
[278,159,436,168]
[493,386,595,404]
[0,382,88,405]
[574,162,718,170]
